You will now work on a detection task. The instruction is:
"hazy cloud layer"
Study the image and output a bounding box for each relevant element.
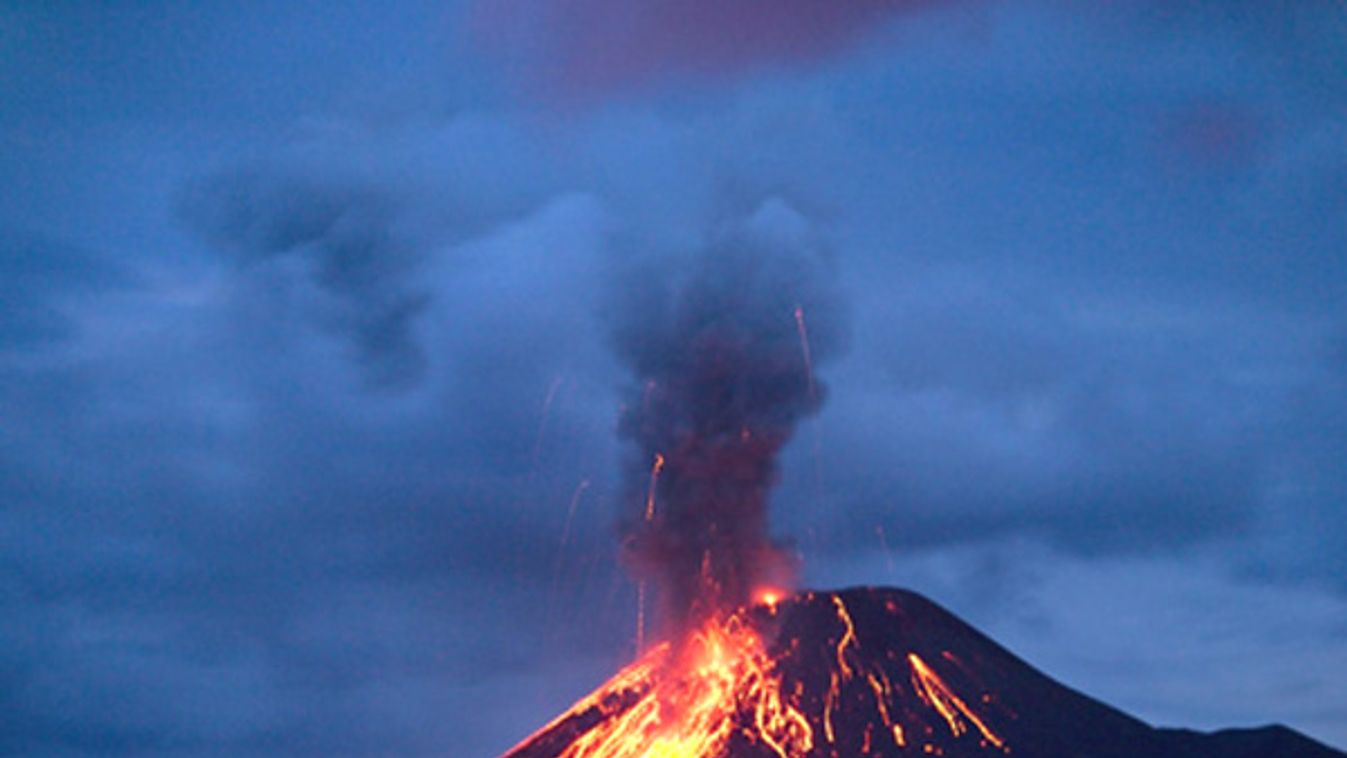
[470,0,956,100]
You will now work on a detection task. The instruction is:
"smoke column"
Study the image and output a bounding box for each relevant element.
[609,200,843,634]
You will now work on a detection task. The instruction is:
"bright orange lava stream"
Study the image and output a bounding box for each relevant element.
[505,596,1009,758]
[530,615,811,758]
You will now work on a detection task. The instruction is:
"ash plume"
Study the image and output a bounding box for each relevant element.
[610,199,844,632]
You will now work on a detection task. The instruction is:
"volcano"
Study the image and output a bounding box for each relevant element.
[503,587,1344,758]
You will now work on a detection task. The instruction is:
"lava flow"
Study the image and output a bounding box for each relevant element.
[502,588,1011,758]
[503,586,1347,758]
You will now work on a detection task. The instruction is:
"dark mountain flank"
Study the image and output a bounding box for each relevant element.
[504,587,1344,758]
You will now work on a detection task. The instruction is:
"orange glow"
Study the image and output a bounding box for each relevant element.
[830,595,857,677]
[644,453,665,522]
[506,592,1011,758]
[508,613,813,758]
[909,653,1007,750]
[753,587,785,611]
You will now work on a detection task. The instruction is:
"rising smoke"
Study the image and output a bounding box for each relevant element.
[610,199,844,633]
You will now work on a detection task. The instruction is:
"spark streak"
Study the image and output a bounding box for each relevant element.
[531,374,566,471]
[793,305,816,404]
[558,479,591,557]
[637,453,666,653]
[644,452,665,522]
[795,304,826,543]
[547,478,592,619]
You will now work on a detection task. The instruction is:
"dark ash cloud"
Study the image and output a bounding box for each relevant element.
[610,200,845,631]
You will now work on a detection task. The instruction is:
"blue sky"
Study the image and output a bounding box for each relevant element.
[3,2,1346,755]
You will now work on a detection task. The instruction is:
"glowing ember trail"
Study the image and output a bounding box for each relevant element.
[908,653,1006,750]
[644,454,665,522]
[637,454,666,653]
[503,588,1012,758]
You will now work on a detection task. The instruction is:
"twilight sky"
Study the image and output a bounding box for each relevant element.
[3,2,1346,756]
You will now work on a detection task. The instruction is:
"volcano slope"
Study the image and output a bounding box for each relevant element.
[503,587,1344,758]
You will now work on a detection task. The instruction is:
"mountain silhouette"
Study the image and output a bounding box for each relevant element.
[503,587,1344,757]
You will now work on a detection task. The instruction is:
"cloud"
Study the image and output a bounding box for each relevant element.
[0,231,134,350]
[788,266,1276,556]
[180,166,431,388]
[0,193,627,756]
[470,0,958,100]
[177,115,558,390]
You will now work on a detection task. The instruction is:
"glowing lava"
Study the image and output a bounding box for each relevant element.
[753,587,785,612]
[502,589,1011,758]
[637,453,667,653]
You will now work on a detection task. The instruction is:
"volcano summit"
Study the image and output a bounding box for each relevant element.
[503,587,1344,758]
[524,207,1345,758]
